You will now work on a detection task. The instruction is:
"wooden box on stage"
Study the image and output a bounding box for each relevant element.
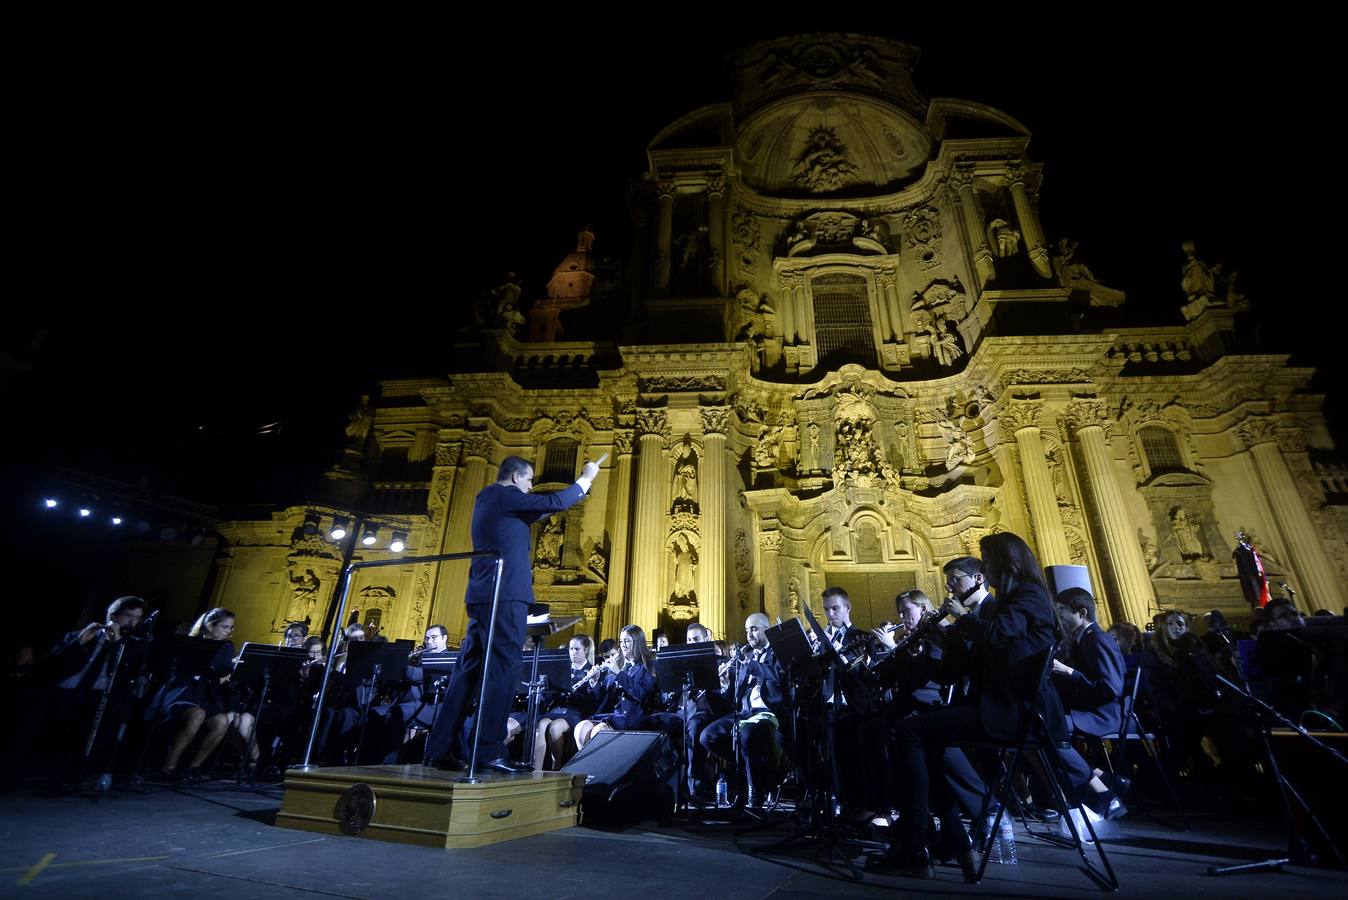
[277,764,584,849]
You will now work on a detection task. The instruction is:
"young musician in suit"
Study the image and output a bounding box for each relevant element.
[426,454,599,774]
[574,625,658,749]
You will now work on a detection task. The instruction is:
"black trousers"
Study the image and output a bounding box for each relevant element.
[894,705,983,840]
[701,711,783,798]
[426,600,526,765]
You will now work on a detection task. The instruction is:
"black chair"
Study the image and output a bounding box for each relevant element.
[1085,666,1189,830]
[964,646,1120,891]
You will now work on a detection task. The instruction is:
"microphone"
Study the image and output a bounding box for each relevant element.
[1278,581,1297,598]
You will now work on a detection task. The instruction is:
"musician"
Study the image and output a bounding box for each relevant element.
[871,533,1065,879]
[700,613,788,809]
[427,454,599,774]
[574,625,657,749]
[817,586,879,819]
[2,596,149,785]
[147,608,258,784]
[280,623,308,649]
[860,590,987,828]
[1051,588,1123,740]
[532,635,605,771]
[942,556,993,619]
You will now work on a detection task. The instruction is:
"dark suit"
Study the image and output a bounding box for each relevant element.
[892,580,1063,844]
[427,480,588,765]
[1055,623,1124,738]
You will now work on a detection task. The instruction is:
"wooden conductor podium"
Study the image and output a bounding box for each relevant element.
[278,615,588,849]
[278,764,584,848]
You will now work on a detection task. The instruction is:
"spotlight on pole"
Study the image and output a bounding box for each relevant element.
[111,517,123,526]
[330,517,349,541]
[79,507,92,518]
[389,530,408,553]
[361,524,378,547]
[302,511,322,536]
[44,498,58,509]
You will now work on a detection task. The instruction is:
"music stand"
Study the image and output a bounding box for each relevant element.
[414,651,457,766]
[231,644,308,784]
[655,643,719,813]
[343,641,414,765]
[764,618,814,669]
[132,636,228,783]
[517,615,581,767]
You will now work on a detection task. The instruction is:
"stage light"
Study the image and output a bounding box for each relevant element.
[389,530,408,553]
[111,517,123,526]
[160,526,179,540]
[44,498,58,509]
[301,512,321,536]
[361,525,378,546]
[330,517,349,541]
[79,507,92,518]
[189,530,206,547]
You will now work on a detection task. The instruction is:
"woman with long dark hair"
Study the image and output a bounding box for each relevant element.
[573,625,658,749]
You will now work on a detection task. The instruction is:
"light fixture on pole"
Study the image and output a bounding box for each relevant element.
[302,512,322,536]
[389,530,408,553]
[329,517,349,541]
[44,498,58,509]
[361,524,378,546]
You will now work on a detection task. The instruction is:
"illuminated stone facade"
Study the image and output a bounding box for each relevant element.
[211,34,1347,646]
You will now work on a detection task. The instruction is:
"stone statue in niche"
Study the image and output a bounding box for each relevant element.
[1171,507,1208,560]
[786,577,801,615]
[1046,448,1069,505]
[928,317,964,367]
[286,568,321,625]
[670,533,699,600]
[672,443,699,513]
[588,545,607,579]
[807,422,822,470]
[986,218,1022,257]
[535,515,564,568]
[939,415,976,470]
[894,421,912,471]
[677,226,708,274]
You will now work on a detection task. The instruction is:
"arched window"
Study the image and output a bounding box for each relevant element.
[540,437,579,484]
[1139,426,1184,474]
[811,273,876,367]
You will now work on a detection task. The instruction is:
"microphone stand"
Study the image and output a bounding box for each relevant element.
[1207,649,1347,874]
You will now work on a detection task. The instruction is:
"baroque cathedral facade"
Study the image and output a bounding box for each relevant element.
[211,34,1347,647]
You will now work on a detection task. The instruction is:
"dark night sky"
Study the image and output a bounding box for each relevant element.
[10,6,1343,511]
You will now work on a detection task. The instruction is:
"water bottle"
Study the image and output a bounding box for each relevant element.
[997,813,1017,865]
[984,813,1003,863]
[716,774,729,808]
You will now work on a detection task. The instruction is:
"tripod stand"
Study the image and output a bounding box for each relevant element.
[1208,672,1347,874]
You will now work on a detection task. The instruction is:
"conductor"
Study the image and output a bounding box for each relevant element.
[427,454,600,773]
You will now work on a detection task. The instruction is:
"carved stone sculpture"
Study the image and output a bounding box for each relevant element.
[986,218,1022,257]
[535,516,564,568]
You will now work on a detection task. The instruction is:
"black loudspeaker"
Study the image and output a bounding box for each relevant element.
[561,730,677,823]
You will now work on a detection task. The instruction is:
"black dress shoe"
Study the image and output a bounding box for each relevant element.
[932,832,979,883]
[1100,772,1133,799]
[1084,788,1128,820]
[482,757,532,774]
[865,847,935,879]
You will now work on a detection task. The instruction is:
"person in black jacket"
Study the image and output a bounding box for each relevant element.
[426,454,599,774]
[574,625,659,748]
[2,595,149,786]
[1051,588,1124,739]
[871,532,1063,880]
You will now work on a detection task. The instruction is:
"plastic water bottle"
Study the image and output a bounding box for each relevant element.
[997,813,1018,864]
[716,774,729,808]
[985,813,1003,863]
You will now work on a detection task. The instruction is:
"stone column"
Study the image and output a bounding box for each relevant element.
[1007,165,1052,278]
[1063,399,1156,628]
[629,409,669,632]
[698,407,730,639]
[655,181,675,292]
[777,271,801,344]
[1001,400,1072,566]
[878,265,904,338]
[990,439,1031,542]
[706,176,726,296]
[1238,417,1343,609]
[600,430,635,639]
[950,166,997,289]
[869,268,893,341]
[417,440,460,636]
[435,432,494,643]
[758,529,783,621]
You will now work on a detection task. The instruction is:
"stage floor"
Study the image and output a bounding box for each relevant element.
[4,778,1348,897]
